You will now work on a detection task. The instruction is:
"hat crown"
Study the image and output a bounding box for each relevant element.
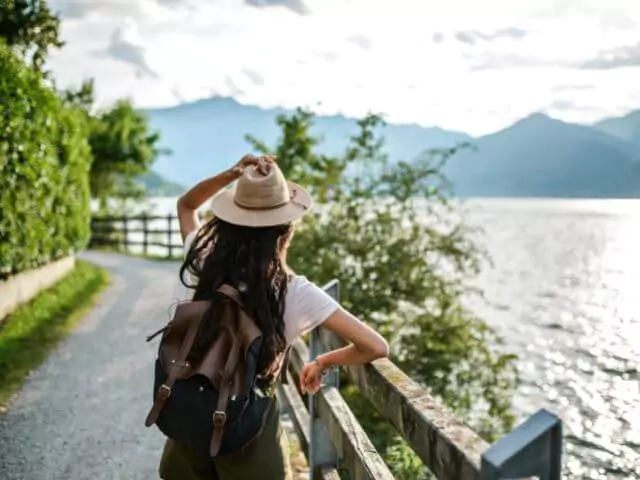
[234,162,290,209]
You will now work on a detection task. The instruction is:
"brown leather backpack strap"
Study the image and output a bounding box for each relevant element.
[145,315,202,427]
[210,327,244,457]
[217,284,244,308]
[279,346,291,384]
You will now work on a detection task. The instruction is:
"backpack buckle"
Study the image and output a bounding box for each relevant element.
[212,411,227,426]
[158,384,172,399]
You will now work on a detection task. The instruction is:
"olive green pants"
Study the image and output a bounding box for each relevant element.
[159,398,292,480]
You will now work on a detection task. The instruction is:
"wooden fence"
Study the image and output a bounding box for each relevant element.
[91,214,564,479]
[90,214,184,258]
[281,281,563,480]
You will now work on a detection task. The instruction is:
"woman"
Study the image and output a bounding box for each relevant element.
[159,154,389,479]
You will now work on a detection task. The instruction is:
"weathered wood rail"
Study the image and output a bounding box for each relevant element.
[90,215,564,479]
[281,280,563,480]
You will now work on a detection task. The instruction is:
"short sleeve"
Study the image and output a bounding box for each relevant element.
[284,276,340,342]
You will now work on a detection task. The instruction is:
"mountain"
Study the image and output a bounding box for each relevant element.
[593,110,640,153]
[137,171,185,196]
[143,97,640,198]
[143,97,472,187]
[444,113,640,197]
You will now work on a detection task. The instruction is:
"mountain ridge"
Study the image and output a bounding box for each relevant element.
[142,97,640,198]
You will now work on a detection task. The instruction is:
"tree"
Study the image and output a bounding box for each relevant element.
[63,80,167,210]
[0,0,63,70]
[247,110,518,476]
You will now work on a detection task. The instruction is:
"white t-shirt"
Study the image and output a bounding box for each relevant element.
[183,231,339,343]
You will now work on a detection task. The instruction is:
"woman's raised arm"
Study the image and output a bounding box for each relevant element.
[176,155,263,240]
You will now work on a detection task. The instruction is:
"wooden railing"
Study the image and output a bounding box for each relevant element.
[90,214,183,258]
[281,280,564,480]
[90,215,564,479]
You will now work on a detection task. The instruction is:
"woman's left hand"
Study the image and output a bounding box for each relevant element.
[299,361,323,395]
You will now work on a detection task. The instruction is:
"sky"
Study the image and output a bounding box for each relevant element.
[47,0,640,136]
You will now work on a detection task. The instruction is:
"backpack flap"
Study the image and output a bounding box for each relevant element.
[145,301,210,428]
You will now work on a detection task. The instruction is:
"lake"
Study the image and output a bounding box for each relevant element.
[461,199,639,479]
[112,197,640,479]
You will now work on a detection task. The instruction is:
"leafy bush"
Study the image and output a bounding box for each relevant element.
[0,43,92,278]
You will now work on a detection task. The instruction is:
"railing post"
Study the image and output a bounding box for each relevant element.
[167,214,173,259]
[122,216,129,253]
[308,280,340,479]
[142,214,148,256]
[481,409,563,480]
[89,217,97,248]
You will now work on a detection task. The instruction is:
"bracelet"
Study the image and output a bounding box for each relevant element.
[314,357,336,374]
[229,166,243,178]
[313,357,324,372]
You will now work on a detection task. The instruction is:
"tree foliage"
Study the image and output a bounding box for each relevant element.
[0,0,63,70]
[0,43,91,277]
[248,109,518,474]
[63,80,166,209]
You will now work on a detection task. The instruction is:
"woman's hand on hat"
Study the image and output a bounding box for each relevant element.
[230,154,276,178]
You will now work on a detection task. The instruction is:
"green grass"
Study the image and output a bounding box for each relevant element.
[0,260,110,408]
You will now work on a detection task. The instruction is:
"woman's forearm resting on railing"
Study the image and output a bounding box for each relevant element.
[300,308,389,394]
[316,343,387,372]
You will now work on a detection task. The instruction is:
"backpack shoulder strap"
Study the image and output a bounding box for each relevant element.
[210,301,245,457]
[279,346,291,384]
[217,284,243,307]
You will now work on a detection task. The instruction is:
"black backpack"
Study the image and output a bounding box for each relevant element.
[144,284,289,457]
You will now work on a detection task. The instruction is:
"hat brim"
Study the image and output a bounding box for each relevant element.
[210,181,313,227]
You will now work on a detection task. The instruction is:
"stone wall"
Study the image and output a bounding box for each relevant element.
[0,257,76,322]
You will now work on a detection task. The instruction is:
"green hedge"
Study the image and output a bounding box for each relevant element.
[0,43,92,278]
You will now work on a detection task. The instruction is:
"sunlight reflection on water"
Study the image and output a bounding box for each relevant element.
[460,199,640,479]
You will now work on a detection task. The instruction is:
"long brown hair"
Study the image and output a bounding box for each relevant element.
[180,217,294,372]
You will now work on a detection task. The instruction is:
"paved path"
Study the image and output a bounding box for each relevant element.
[0,252,190,480]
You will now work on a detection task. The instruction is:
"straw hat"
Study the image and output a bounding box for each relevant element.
[210,160,312,227]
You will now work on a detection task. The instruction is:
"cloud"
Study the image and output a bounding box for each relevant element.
[454,27,528,45]
[471,54,568,70]
[580,42,640,70]
[313,51,339,62]
[550,84,594,93]
[455,31,477,45]
[346,35,373,50]
[494,27,528,39]
[224,77,245,97]
[243,69,265,86]
[52,0,162,19]
[432,32,445,44]
[103,19,158,79]
[245,0,309,15]
[47,0,640,136]
[548,99,575,111]
[52,0,99,19]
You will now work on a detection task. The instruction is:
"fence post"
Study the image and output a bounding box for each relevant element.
[122,216,129,253]
[308,280,340,479]
[167,214,173,259]
[89,218,97,248]
[481,409,563,480]
[142,214,149,257]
